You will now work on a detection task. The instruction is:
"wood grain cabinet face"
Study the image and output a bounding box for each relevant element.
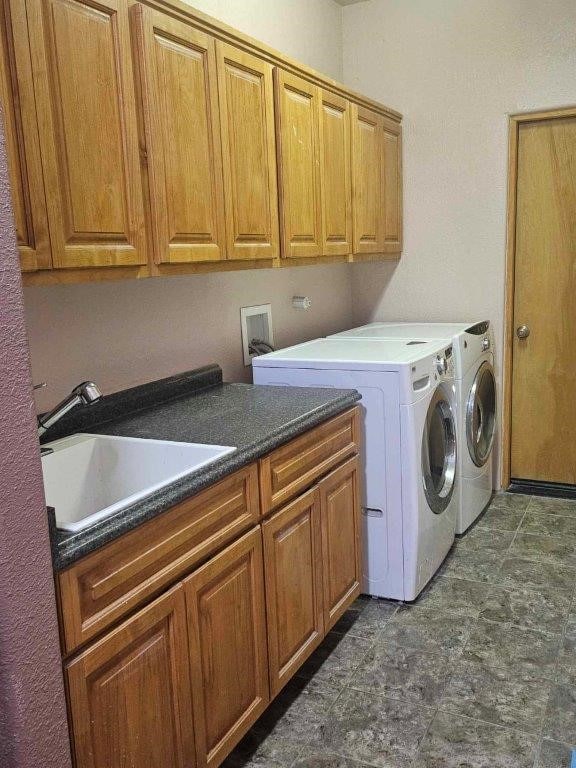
[66,585,196,768]
[275,69,322,258]
[58,464,259,654]
[25,0,147,270]
[319,90,352,256]
[262,488,324,695]
[319,456,362,631]
[216,42,279,260]
[0,1,50,272]
[184,528,269,768]
[132,5,226,265]
[382,117,403,253]
[351,104,383,255]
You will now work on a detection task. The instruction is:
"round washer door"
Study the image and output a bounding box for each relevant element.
[422,385,457,514]
[466,360,496,467]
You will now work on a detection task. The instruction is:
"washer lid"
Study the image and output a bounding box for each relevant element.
[252,337,448,369]
[466,361,496,467]
[422,384,457,515]
[329,321,480,341]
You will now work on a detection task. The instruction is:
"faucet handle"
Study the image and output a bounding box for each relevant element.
[33,382,47,391]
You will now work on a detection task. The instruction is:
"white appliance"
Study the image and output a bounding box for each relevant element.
[253,338,458,601]
[330,322,496,533]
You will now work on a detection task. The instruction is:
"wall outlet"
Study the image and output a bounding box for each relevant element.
[240,304,274,366]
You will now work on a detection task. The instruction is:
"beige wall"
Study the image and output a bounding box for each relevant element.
[184,0,344,79]
[24,0,351,412]
[25,266,352,411]
[343,0,576,374]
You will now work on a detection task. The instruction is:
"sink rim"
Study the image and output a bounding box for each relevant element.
[42,433,237,533]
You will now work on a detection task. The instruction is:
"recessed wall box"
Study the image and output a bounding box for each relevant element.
[240,304,274,367]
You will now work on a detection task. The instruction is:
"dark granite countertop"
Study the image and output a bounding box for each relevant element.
[48,365,360,570]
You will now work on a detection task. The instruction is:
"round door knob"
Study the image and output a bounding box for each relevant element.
[516,324,530,339]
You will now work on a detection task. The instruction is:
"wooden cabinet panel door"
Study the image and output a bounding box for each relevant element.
[275,69,322,258]
[262,487,324,696]
[184,528,269,768]
[351,104,383,255]
[319,456,362,631]
[382,116,403,254]
[319,90,352,256]
[66,585,195,768]
[216,42,279,260]
[132,5,225,264]
[0,1,50,272]
[26,0,147,269]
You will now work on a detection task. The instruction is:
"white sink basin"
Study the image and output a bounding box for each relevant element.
[42,434,236,532]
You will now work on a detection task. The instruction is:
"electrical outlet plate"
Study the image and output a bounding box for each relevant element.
[240,304,274,366]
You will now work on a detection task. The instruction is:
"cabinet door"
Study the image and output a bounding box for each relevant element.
[132,5,225,264]
[216,42,279,260]
[382,116,403,254]
[274,69,322,258]
[319,456,362,631]
[26,0,147,269]
[262,487,324,696]
[184,527,269,768]
[0,1,50,271]
[319,90,352,256]
[66,585,195,768]
[351,104,383,255]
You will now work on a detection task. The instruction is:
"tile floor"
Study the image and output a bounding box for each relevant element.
[223,492,576,768]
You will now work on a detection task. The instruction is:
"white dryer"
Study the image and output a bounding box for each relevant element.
[330,322,496,533]
[252,338,458,601]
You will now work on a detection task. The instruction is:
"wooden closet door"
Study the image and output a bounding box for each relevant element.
[184,528,269,768]
[351,104,383,255]
[25,0,146,270]
[132,5,224,265]
[319,456,362,631]
[275,70,322,258]
[216,42,279,260]
[262,487,324,696]
[319,90,352,256]
[0,1,50,272]
[382,116,403,254]
[66,585,195,768]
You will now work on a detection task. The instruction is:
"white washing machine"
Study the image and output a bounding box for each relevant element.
[252,337,458,601]
[330,322,496,533]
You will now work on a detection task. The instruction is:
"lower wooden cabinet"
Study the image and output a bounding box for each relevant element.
[184,527,269,768]
[61,414,362,768]
[65,584,196,768]
[319,456,362,631]
[262,487,324,696]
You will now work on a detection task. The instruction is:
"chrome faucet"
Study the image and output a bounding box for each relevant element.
[37,381,103,438]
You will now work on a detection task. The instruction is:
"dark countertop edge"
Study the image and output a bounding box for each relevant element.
[53,390,361,571]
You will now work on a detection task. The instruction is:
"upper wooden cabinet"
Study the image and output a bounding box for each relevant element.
[351,104,383,255]
[5,0,401,282]
[381,116,403,253]
[0,1,50,271]
[274,70,322,259]
[351,104,403,256]
[216,42,279,260]
[25,0,147,269]
[319,90,353,256]
[132,5,225,264]
[66,585,196,768]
